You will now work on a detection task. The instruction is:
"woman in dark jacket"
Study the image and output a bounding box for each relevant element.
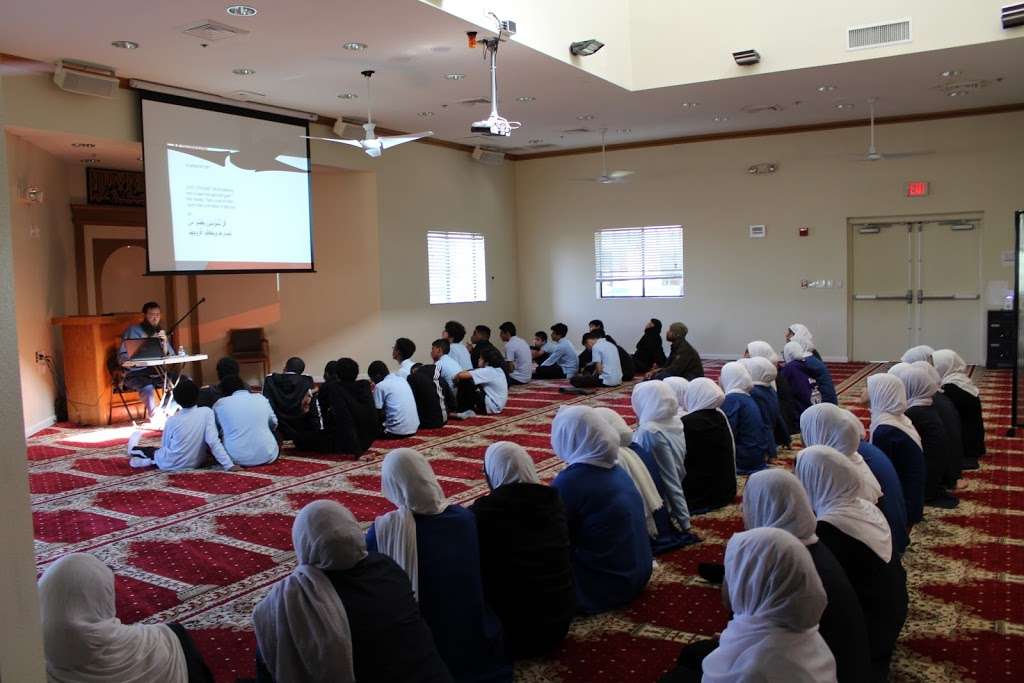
[633,318,667,374]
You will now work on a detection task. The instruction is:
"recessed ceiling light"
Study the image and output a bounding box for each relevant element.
[71,142,96,148]
[712,115,729,122]
[226,4,258,16]
[516,96,536,102]
[528,139,545,144]
[343,42,368,51]
[337,93,359,99]
[417,111,435,117]
[941,69,962,78]
[232,68,255,75]
[816,84,836,92]
[111,40,139,49]
[834,102,855,110]
[444,73,465,81]
[616,128,631,134]
[680,101,700,108]
[80,158,101,164]
[947,90,970,97]
[577,114,596,120]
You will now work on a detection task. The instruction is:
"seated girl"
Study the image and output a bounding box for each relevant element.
[933,349,986,465]
[867,373,926,527]
[740,356,789,449]
[719,362,773,474]
[680,379,737,513]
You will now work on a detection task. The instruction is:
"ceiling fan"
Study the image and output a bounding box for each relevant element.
[304,70,433,158]
[851,99,933,162]
[571,129,635,184]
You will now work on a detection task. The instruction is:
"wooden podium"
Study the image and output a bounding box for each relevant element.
[52,313,140,426]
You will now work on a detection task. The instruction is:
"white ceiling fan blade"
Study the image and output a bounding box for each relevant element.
[606,170,635,179]
[303,135,365,149]
[569,177,602,182]
[379,131,434,150]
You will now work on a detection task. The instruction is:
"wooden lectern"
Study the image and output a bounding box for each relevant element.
[52,313,140,426]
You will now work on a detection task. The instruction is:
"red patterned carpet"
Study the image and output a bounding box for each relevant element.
[27,362,1022,682]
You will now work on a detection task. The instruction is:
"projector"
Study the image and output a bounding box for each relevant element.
[471,113,515,136]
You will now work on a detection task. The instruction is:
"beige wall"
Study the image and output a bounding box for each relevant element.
[0,75,48,683]
[5,132,76,434]
[514,111,1024,363]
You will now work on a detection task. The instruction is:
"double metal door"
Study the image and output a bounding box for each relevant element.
[851,219,981,362]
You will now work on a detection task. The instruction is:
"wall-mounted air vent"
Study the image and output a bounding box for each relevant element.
[741,104,783,114]
[560,128,593,134]
[180,19,250,42]
[847,19,911,50]
[456,97,491,106]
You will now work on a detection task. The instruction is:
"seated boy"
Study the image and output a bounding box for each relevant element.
[393,337,416,378]
[214,375,280,466]
[453,346,509,417]
[408,363,450,429]
[570,332,623,388]
[197,357,240,408]
[369,360,420,438]
[128,377,236,470]
[261,356,316,440]
[534,323,579,380]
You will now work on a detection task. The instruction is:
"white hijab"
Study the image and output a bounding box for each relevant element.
[702,528,835,683]
[685,377,725,412]
[788,323,816,351]
[746,340,780,364]
[783,341,807,363]
[867,373,922,448]
[800,403,882,504]
[900,345,935,364]
[796,446,893,563]
[551,405,620,469]
[914,360,945,394]
[373,448,448,597]
[719,361,754,395]
[38,553,188,683]
[889,362,936,409]
[743,469,819,545]
[594,406,664,537]
[740,356,776,387]
[933,349,980,397]
[631,380,684,435]
[254,501,361,683]
[662,376,690,416]
[484,441,540,487]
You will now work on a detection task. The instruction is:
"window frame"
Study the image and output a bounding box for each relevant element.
[426,230,488,305]
[594,224,684,300]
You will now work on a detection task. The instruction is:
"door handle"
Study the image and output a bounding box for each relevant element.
[853,294,910,301]
[918,292,981,301]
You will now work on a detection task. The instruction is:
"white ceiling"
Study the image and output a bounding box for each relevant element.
[1,0,1023,159]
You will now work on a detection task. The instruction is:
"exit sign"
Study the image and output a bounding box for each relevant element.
[906,181,929,197]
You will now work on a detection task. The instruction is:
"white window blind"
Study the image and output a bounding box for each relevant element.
[594,225,683,298]
[428,231,487,304]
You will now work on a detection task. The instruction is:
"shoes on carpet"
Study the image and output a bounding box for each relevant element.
[926,493,960,509]
[129,456,156,469]
[697,562,725,585]
[962,458,980,470]
[450,410,477,420]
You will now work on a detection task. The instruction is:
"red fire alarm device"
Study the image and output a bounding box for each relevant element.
[798,227,810,237]
[906,181,929,197]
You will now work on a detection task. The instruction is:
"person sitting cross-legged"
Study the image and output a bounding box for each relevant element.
[261,357,316,442]
[214,375,279,467]
[369,360,420,439]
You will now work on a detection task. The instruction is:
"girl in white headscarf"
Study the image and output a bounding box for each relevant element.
[900,345,935,364]
[678,378,737,514]
[796,446,908,680]
[742,469,872,682]
[745,340,779,363]
[38,553,201,683]
[593,407,664,537]
[719,361,774,473]
[550,405,653,614]
[662,376,689,417]
[699,527,836,683]
[630,381,696,538]
[367,449,509,681]
[741,356,789,449]
[471,442,576,659]
[914,359,968,478]
[787,323,817,354]
[933,348,986,463]
[866,373,926,526]
[799,403,882,503]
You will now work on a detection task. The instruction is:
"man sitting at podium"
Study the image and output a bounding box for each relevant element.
[117,301,170,419]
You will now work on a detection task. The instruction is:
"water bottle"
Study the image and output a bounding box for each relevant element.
[177,345,186,357]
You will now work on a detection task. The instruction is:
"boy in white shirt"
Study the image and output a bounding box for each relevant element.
[443,320,473,371]
[499,321,533,385]
[535,323,579,380]
[431,339,462,392]
[392,338,416,378]
[570,332,623,388]
[369,360,420,438]
[453,346,509,417]
[128,378,236,470]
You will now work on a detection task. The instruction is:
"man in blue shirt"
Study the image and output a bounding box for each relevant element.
[213,375,279,466]
[128,378,236,470]
[499,321,533,385]
[570,332,623,388]
[534,323,579,380]
[431,339,462,392]
[117,301,170,419]
[369,360,420,438]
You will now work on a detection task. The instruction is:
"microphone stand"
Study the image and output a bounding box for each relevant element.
[166,297,206,353]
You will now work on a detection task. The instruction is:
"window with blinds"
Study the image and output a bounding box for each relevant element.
[427,231,488,304]
[594,225,684,298]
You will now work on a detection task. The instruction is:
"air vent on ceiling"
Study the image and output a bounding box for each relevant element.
[560,128,593,134]
[456,97,491,106]
[507,143,559,153]
[229,90,266,101]
[931,78,1002,94]
[53,60,119,98]
[180,19,250,42]
[847,19,911,50]
[741,104,783,114]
